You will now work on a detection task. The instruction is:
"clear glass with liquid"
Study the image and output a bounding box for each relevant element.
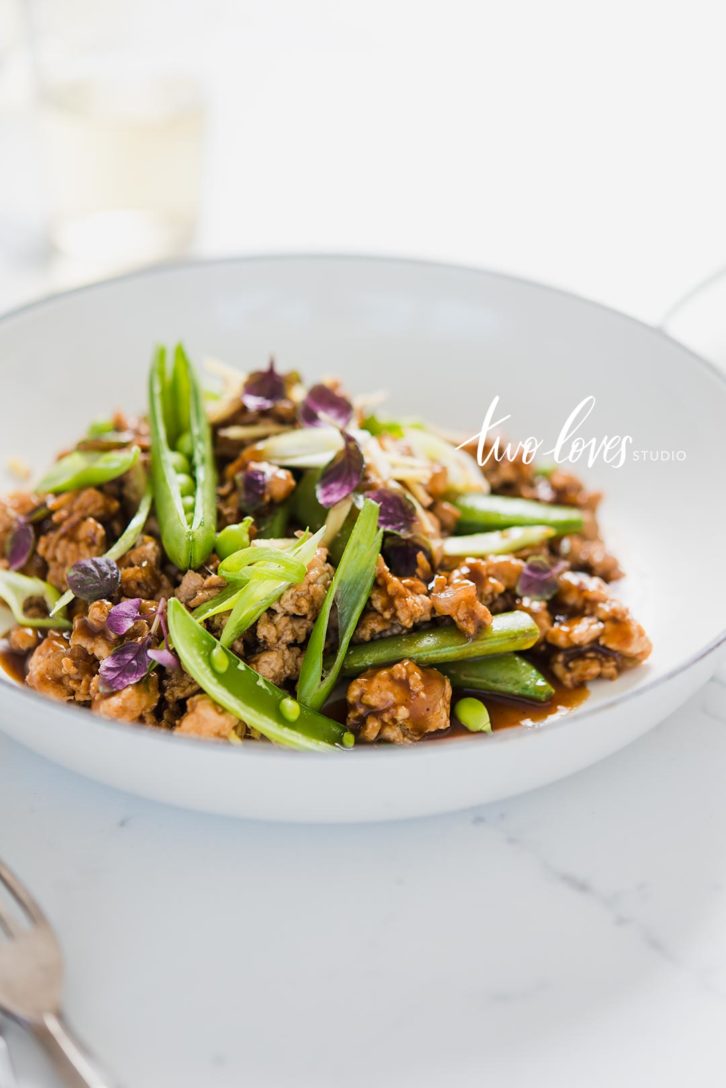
[41,76,204,262]
[27,1,207,265]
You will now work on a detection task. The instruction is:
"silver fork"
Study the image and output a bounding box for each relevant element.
[0,1029,17,1088]
[0,862,114,1088]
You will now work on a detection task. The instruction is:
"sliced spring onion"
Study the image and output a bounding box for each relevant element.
[37,446,140,494]
[50,481,153,616]
[0,570,71,630]
[297,499,382,711]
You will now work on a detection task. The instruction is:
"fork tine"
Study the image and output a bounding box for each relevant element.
[0,908,22,939]
[0,862,47,928]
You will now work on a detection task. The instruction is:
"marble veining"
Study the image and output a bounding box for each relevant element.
[1,676,726,1087]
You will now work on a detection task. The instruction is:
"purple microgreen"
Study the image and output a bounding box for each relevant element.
[106,597,143,636]
[98,638,150,693]
[238,466,268,512]
[516,556,566,601]
[6,521,35,571]
[315,432,364,509]
[300,384,353,428]
[147,646,180,671]
[382,536,431,578]
[66,556,120,602]
[363,489,415,535]
[242,358,285,411]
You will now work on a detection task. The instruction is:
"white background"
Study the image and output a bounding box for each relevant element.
[1,0,726,322]
[2,3,726,1086]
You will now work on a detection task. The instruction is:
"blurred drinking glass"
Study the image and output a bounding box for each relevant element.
[25,0,206,265]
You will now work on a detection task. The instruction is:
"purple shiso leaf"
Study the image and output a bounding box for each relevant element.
[147,646,180,671]
[239,466,268,512]
[98,638,151,693]
[7,521,35,571]
[382,536,432,578]
[67,556,120,602]
[363,489,415,536]
[516,557,566,601]
[106,598,143,636]
[300,384,353,428]
[315,432,364,508]
[242,358,285,411]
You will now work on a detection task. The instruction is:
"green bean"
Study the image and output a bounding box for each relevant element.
[149,344,217,570]
[215,519,253,560]
[37,445,140,494]
[442,525,555,558]
[338,611,540,675]
[298,499,382,710]
[0,570,71,629]
[454,494,584,535]
[50,480,153,616]
[167,598,350,751]
[441,653,554,703]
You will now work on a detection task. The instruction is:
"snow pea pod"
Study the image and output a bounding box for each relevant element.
[149,344,217,571]
[166,598,351,751]
[37,445,140,494]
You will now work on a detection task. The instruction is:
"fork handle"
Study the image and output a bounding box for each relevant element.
[31,1012,114,1088]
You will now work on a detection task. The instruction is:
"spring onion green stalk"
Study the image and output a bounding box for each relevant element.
[338,611,540,675]
[37,445,140,494]
[0,570,71,629]
[441,653,554,703]
[454,697,492,733]
[255,502,290,539]
[149,344,217,570]
[167,598,350,751]
[196,528,326,646]
[291,469,326,532]
[454,494,584,535]
[298,499,382,710]
[50,480,153,616]
[442,525,555,558]
[218,547,307,584]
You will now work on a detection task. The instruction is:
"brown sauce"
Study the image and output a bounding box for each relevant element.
[0,647,589,740]
[325,672,589,741]
[446,677,589,738]
[0,646,27,686]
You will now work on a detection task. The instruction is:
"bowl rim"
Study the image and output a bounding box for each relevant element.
[1,250,724,764]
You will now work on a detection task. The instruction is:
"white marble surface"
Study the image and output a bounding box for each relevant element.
[1,663,725,1087]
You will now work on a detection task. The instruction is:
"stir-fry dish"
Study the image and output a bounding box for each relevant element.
[0,348,652,750]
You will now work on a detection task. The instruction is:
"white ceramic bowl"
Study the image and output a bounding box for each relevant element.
[1,256,724,822]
